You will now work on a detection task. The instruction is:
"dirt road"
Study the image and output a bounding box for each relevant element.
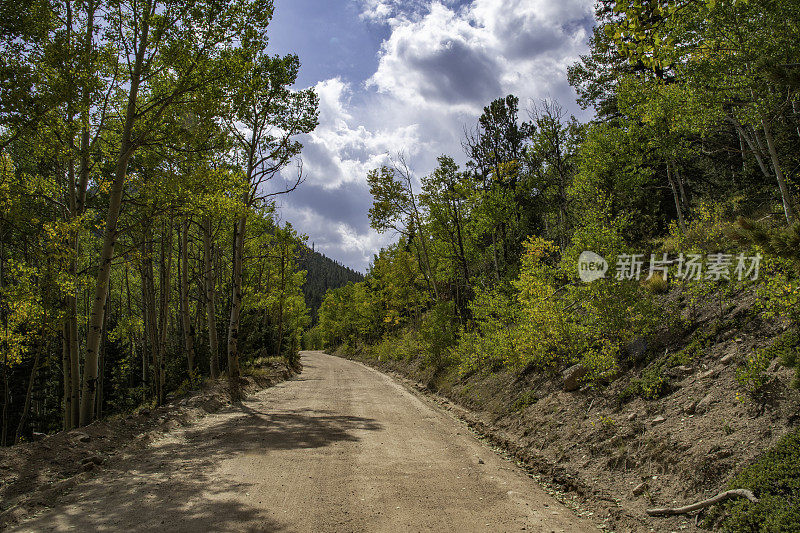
[12,351,597,532]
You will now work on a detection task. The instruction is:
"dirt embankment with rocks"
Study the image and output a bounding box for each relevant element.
[344,285,800,532]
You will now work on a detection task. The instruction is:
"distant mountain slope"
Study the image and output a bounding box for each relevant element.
[298,246,364,323]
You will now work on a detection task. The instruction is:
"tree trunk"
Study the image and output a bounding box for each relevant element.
[762,118,798,225]
[180,218,195,375]
[227,214,246,402]
[61,325,70,430]
[673,163,688,208]
[203,217,220,379]
[275,253,286,359]
[78,3,151,425]
[1,357,7,447]
[730,120,772,180]
[96,288,108,418]
[667,161,687,234]
[491,230,500,281]
[156,219,174,405]
[67,292,80,427]
[738,129,747,173]
[1,240,7,446]
[65,163,81,429]
[140,226,158,401]
[793,100,800,140]
[124,261,142,394]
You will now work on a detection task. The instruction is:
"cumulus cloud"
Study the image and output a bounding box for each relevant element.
[284,0,595,271]
[299,77,422,189]
[367,0,594,112]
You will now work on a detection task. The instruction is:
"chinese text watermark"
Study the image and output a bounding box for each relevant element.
[578,252,761,283]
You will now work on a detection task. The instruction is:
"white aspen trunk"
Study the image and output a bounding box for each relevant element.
[275,252,285,358]
[180,218,195,375]
[762,118,798,224]
[203,217,220,379]
[227,214,246,401]
[78,0,151,425]
[731,120,772,179]
[673,163,688,207]
[61,325,70,429]
[156,219,174,405]
[667,161,687,234]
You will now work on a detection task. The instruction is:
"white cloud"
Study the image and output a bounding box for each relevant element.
[301,77,422,190]
[286,0,595,270]
[367,0,594,112]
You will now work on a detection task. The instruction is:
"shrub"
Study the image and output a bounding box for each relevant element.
[619,364,670,402]
[514,389,538,411]
[514,236,662,381]
[455,282,521,375]
[458,234,663,387]
[365,329,423,363]
[643,272,669,294]
[737,329,800,396]
[708,428,800,532]
[736,347,773,397]
[661,200,737,254]
[665,338,706,368]
[419,301,458,370]
[302,325,324,350]
[175,371,203,396]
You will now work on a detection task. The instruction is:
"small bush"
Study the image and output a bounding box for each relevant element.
[455,282,521,375]
[419,301,458,370]
[514,389,538,411]
[619,364,670,402]
[643,272,669,294]
[666,336,707,367]
[365,329,422,363]
[302,325,324,350]
[708,428,800,532]
[737,329,800,396]
[175,371,203,396]
[736,348,773,396]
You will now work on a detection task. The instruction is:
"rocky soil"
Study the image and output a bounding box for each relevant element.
[347,285,800,532]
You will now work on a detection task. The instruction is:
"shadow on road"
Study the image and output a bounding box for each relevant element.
[11,401,382,532]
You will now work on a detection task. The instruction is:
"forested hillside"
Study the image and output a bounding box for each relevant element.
[315,1,800,529]
[298,246,364,324]
[0,0,317,442]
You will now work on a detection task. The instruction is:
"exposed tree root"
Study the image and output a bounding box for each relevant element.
[646,489,759,517]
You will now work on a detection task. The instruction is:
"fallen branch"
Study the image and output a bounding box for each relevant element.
[646,489,759,517]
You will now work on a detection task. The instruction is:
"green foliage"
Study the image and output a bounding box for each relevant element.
[454,283,521,375]
[514,390,538,411]
[365,330,422,363]
[175,372,203,397]
[736,348,774,397]
[0,0,323,437]
[619,332,712,403]
[643,272,669,294]
[449,233,662,383]
[737,329,800,395]
[666,337,706,368]
[754,254,800,324]
[298,247,364,325]
[418,301,458,370]
[662,200,737,254]
[302,325,324,350]
[709,428,800,532]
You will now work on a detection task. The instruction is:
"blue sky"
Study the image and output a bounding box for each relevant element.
[267,0,595,271]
